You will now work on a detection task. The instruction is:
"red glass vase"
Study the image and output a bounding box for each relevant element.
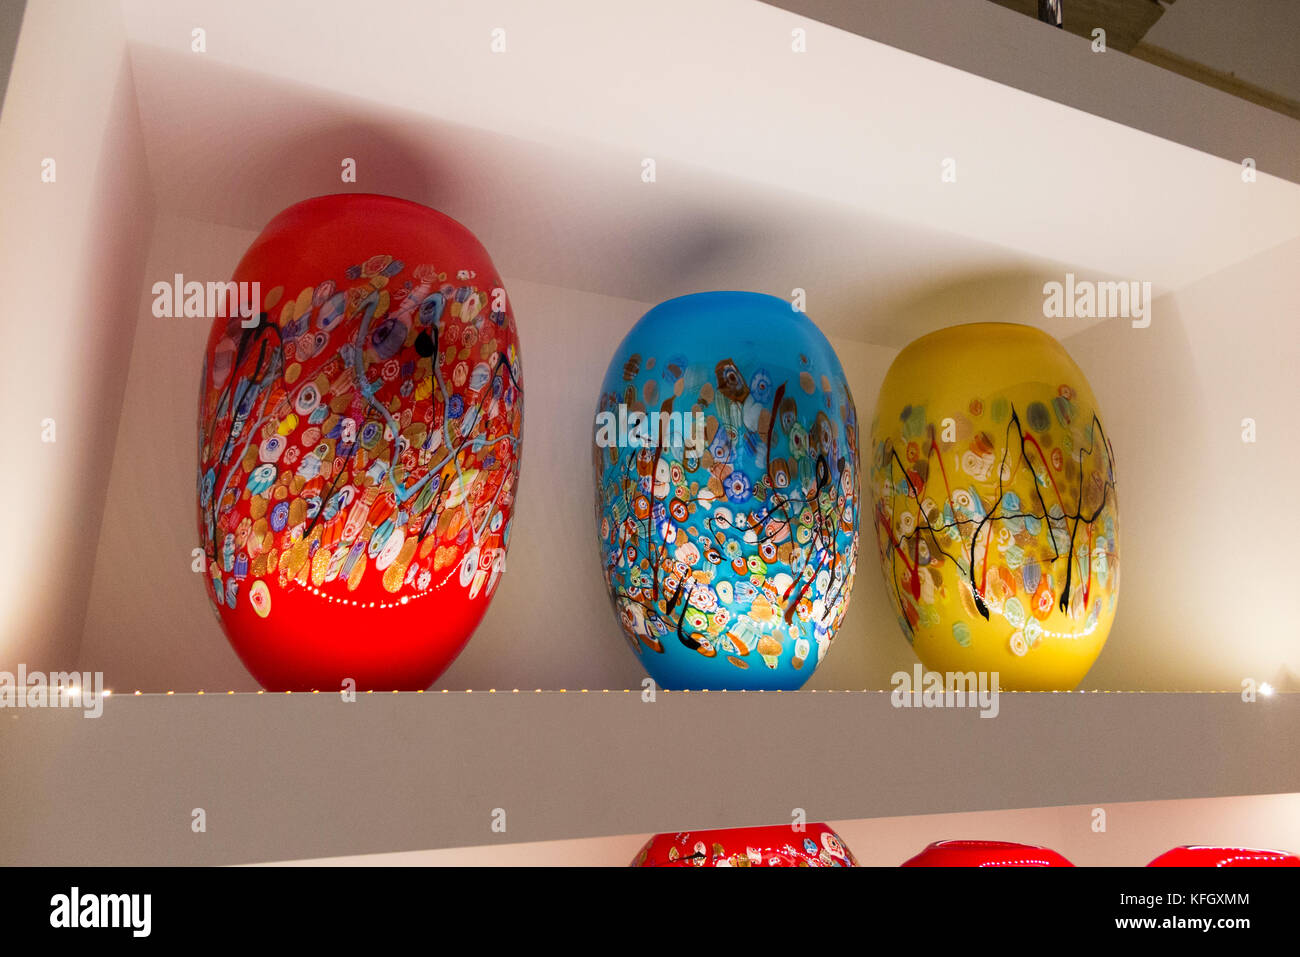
[902,840,1074,867]
[1146,846,1300,867]
[632,823,858,867]
[197,194,523,690]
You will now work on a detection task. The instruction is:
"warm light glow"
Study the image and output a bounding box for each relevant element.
[1260,683,1275,697]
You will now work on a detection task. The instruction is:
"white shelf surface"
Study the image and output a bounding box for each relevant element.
[2,691,1297,865]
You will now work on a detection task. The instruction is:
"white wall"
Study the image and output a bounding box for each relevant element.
[77,215,254,688]
[1068,236,1300,691]
[0,0,155,670]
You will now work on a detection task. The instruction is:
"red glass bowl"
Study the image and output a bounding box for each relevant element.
[632,823,858,867]
[1147,846,1300,867]
[902,840,1074,867]
[197,194,523,690]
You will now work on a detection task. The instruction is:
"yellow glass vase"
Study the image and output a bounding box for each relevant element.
[868,323,1119,690]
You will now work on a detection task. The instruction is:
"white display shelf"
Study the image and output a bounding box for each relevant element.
[768,0,1300,184]
[2,1,1298,693]
[3,0,1298,866]
[1,691,1296,865]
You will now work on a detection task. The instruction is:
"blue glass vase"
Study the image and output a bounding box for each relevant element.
[593,292,860,689]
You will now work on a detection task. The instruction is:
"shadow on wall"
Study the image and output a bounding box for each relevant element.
[127,46,778,310]
[129,45,1084,351]
[867,267,1120,344]
[129,46,468,232]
